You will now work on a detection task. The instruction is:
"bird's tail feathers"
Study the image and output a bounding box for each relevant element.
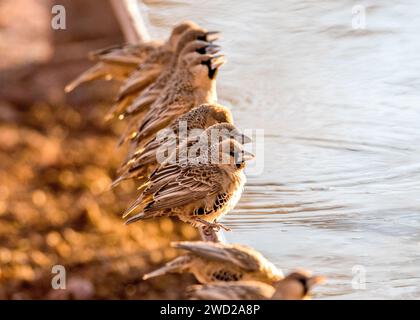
[65,64,107,93]
[117,66,162,101]
[125,93,157,116]
[142,255,192,280]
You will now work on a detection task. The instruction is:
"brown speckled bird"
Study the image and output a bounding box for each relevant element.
[116,31,221,118]
[123,139,253,231]
[158,122,252,172]
[112,103,237,186]
[130,47,225,145]
[114,43,224,145]
[187,281,275,300]
[115,122,250,187]
[108,27,220,121]
[143,241,283,284]
[64,21,197,93]
[187,270,325,300]
[111,39,221,139]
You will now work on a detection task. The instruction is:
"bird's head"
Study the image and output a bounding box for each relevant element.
[178,40,221,59]
[205,122,252,147]
[215,138,254,170]
[192,103,234,128]
[167,21,200,50]
[179,52,225,91]
[174,28,221,55]
[274,269,326,300]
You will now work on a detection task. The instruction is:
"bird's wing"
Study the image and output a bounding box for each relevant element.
[129,116,180,165]
[137,105,169,136]
[144,165,223,211]
[130,105,205,167]
[117,64,163,101]
[65,43,163,92]
[129,135,177,169]
[134,63,174,99]
[173,241,262,272]
[64,63,114,92]
[145,163,182,192]
[90,42,160,66]
[188,281,275,300]
[125,92,159,116]
[121,163,183,217]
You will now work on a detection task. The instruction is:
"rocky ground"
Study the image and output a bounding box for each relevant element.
[0,0,198,299]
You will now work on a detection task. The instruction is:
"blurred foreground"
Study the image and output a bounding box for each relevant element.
[0,0,197,299]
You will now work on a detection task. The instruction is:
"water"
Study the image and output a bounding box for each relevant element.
[141,0,420,299]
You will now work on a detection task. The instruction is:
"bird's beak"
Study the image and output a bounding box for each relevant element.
[205,31,221,42]
[210,54,226,70]
[240,133,252,144]
[241,150,255,161]
[307,275,327,287]
[205,43,221,55]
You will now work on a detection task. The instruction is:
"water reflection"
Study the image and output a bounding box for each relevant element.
[143,0,420,298]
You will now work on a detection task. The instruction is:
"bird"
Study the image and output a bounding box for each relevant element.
[107,25,220,119]
[112,103,239,187]
[111,39,222,139]
[156,122,252,174]
[64,21,198,93]
[130,47,226,146]
[187,269,326,300]
[142,241,283,284]
[271,269,326,300]
[136,120,250,170]
[123,138,254,231]
[115,122,250,187]
[118,33,221,118]
[115,30,221,119]
[187,281,275,300]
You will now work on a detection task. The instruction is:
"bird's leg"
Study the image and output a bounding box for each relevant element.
[195,218,231,232]
[217,222,231,232]
[200,226,221,242]
[195,218,217,229]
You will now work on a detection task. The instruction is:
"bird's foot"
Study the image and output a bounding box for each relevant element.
[216,223,231,232]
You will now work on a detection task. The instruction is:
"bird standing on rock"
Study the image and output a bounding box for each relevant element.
[187,269,326,300]
[143,241,283,284]
[65,21,198,93]
[123,139,253,231]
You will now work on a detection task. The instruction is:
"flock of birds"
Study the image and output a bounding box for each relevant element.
[67,21,325,300]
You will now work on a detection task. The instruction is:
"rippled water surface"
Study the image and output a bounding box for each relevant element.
[142,0,420,298]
